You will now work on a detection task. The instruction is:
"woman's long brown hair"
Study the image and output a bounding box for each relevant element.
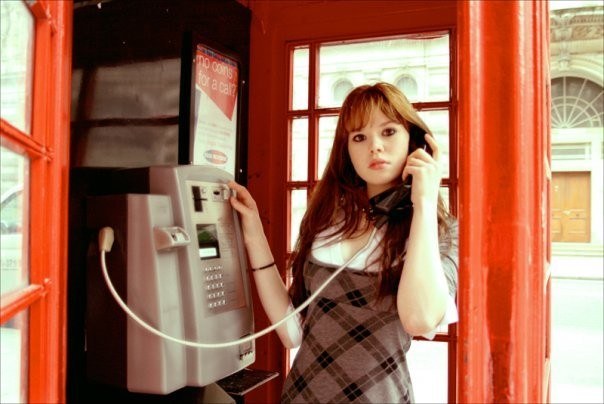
[288,82,453,315]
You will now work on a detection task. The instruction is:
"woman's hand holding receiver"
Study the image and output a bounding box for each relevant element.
[402,134,442,212]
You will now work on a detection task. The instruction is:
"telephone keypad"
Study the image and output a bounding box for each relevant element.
[203,264,228,309]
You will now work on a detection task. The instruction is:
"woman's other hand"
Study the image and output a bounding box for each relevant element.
[401,134,442,210]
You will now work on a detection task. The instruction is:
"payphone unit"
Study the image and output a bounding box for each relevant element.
[85,165,254,394]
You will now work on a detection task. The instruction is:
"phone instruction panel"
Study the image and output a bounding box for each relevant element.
[186,180,246,315]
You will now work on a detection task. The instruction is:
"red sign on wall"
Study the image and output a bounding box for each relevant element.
[192,45,239,176]
[195,45,239,120]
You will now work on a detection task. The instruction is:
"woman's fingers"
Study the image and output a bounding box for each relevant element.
[228,181,254,204]
[410,134,440,163]
[229,193,246,212]
[402,144,442,190]
[227,180,258,213]
[228,180,247,197]
[405,156,428,167]
[424,134,440,162]
[227,182,266,242]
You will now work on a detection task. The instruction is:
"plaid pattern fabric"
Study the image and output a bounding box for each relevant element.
[281,262,414,403]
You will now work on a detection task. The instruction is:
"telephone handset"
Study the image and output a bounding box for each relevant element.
[368,125,431,228]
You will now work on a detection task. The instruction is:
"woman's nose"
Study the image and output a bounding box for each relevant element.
[370,136,383,153]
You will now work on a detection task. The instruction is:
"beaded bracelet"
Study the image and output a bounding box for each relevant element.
[251,261,275,272]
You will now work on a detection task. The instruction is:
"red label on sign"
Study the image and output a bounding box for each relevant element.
[204,149,228,165]
[195,46,239,120]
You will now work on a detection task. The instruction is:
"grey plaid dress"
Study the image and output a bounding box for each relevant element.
[281,261,414,403]
[281,220,458,403]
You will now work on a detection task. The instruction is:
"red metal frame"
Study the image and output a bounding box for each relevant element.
[0,1,552,402]
[0,120,46,158]
[0,285,45,322]
[457,1,550,402]
[247,1,552,402]
[285,32,459,402]
[247,2,459,402]
[0,0,72,402]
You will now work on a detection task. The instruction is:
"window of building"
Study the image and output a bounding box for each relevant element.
[332,78,354,106]
[286,31,457,403]
[551,77,603,128]
[395,74,419,101]
[552,142,592,160]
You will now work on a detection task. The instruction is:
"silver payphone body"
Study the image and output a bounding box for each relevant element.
[86,165,254,394]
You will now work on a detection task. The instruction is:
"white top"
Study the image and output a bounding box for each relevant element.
[285,226,458,346]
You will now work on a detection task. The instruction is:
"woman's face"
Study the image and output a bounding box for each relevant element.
[347,108,410,198]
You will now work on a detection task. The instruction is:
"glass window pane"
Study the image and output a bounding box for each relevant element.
[407,340,448,403]
[0,310,29,403]
[318,115,338,179]
[318,32,450,108]
[418,110,450,179]
[551,142,591,161]
[1,146,29,295]
[551,77,604,128]
[292,47,309,111]
[0,0,34,134]
[290,118,308,181]
[289,189,307,251]
[440,186,450,214]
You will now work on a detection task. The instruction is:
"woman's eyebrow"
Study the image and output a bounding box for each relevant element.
[378,120,398,127]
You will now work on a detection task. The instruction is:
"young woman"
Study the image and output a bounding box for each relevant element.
[228,82,458,403]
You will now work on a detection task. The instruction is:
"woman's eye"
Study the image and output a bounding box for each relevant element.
[351,134,366,142]
[383,128,396,137]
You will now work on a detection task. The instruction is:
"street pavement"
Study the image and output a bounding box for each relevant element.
[550,275,603,403]
[550,253,603,403]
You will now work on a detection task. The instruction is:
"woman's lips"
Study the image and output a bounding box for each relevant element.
[369,159,388,169]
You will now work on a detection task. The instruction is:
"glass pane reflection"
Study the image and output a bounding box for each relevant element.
[290,118,308,181]
[318,33,450,108]
[318,116,338,179]
[292,47,309,111]
[407,340,448,403]
[289,189,307,251]
[0,309,29,403]
[0,146,29,295]
[0,0,34,134]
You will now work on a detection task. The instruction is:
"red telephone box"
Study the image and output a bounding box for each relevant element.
[0,1,550,402]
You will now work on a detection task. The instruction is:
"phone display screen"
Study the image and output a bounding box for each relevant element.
[197,223,220,259]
